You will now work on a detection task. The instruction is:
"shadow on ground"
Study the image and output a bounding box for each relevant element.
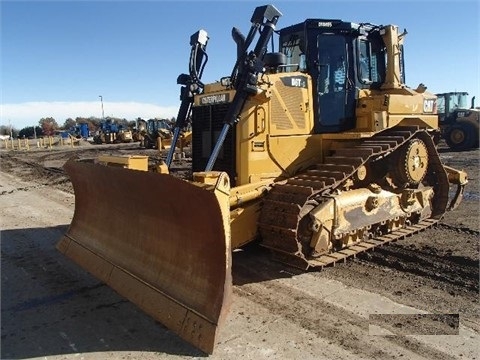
[1,224,304,359]
[1,226,204,359]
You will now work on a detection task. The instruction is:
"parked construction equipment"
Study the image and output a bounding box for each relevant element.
[58,5,468,354]
[61,123,90,139]
[132,118,147,143]
[141,119,173,149]
[436,92,479,150]
[93,118,133,144]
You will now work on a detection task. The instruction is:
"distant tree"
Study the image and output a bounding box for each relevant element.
[19,126,43,138]
[117,118,129,129]
[39,117,59,136]
[62,118,76,130]
[0,125,11,137]
[78,117,101,132]
[0,125,19,138]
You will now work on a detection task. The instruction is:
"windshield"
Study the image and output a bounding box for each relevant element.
[437,96,446,114]
[437,93,469,115]
[448,93,469,110]
[357,38,386,85]
[280,31,305,71]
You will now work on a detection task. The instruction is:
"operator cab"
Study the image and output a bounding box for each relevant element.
[278,20,405,133]
[436,92,470,124]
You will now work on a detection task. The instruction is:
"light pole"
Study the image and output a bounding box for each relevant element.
[99,95,105,120]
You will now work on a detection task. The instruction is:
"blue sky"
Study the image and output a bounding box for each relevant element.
[1,0,479,129]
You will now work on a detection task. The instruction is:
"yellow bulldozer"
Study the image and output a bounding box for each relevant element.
[58,5,468,354]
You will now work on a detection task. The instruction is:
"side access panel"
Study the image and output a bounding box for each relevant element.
[57,159,232,353]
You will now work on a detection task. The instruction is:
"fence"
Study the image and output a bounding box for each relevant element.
[2,135,83,151]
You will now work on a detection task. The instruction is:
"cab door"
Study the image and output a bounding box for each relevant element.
[308,33,356,133]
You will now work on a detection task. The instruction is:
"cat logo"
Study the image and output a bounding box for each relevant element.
[423,99,435,113]
[200,93,230,106]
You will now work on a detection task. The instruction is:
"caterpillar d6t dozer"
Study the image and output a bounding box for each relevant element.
[58,5,467,354]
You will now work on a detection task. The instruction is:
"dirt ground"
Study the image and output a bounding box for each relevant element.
[1,140,479,360]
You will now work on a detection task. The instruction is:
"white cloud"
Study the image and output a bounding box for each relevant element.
[0,101,178,129]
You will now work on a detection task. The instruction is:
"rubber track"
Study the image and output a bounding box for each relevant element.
[258,126,450,270]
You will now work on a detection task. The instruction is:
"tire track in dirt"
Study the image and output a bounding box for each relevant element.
[436,223,480,236]
[233,266,458,360]
[232,248,464,360]
[358,242,478,292]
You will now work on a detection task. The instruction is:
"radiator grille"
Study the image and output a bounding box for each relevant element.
[192,104,237,185]
[271,78,306,130]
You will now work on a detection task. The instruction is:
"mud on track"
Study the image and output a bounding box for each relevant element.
[1,141,479,359]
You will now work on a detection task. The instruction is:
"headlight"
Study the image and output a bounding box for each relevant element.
[220,77,231,87]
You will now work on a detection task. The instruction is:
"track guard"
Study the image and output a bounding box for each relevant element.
[57,159,232,354]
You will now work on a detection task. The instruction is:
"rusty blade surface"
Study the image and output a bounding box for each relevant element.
[57,159,232,354]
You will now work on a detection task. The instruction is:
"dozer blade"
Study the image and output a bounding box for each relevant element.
[57,159,232,354]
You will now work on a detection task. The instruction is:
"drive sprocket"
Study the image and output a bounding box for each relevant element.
[393,138,429,186]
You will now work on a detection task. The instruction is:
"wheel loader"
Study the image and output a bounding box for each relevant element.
[436,92,480,150]
[57,5,468,354]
